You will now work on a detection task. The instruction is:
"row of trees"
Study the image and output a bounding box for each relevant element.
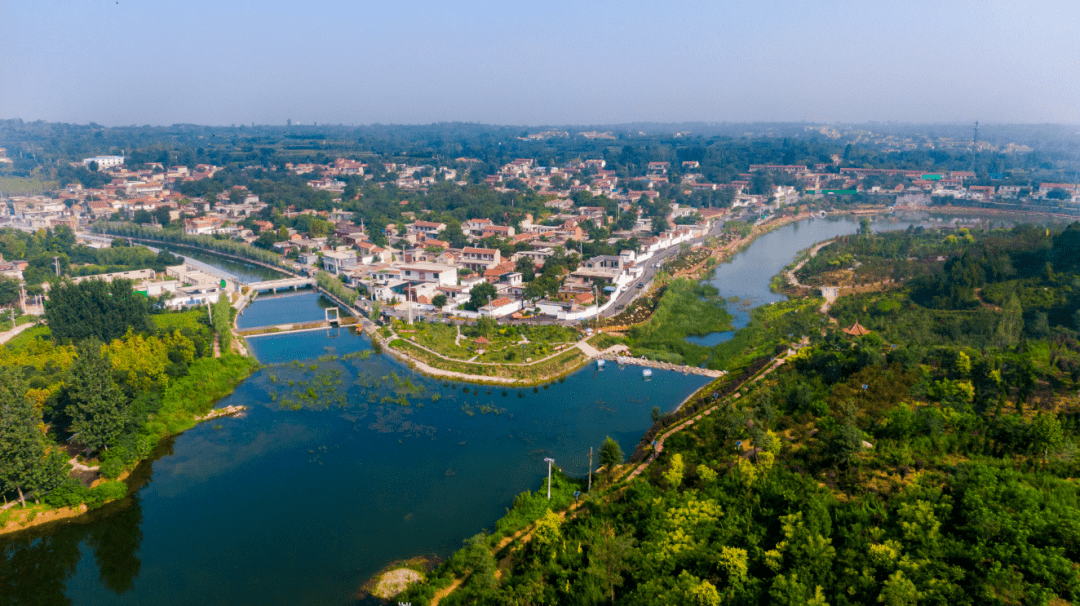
[1,278,232,509]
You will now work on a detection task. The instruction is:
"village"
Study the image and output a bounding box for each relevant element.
[2,143,1079,327]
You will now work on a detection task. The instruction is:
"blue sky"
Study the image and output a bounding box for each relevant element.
[1,0,1078,126]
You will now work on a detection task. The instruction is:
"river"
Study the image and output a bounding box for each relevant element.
[0,294,709,605]
[688,213,947,346]
[0,213,970,604]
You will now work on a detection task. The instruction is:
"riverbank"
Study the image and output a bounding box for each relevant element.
[350,212,818,386]
[0,353,258,537]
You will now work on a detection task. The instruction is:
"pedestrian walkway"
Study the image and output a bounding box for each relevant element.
[0,321,39,345]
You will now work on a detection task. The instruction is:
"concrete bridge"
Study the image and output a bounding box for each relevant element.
[247,277,316,294]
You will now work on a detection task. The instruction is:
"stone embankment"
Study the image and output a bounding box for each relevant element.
[594,350,726,378]
[197,405,247,422]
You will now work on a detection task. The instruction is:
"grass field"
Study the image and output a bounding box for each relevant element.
[0,175,59,195]
[392,337,587,384]
[393,320,579,364]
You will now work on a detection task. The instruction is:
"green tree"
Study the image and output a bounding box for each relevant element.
[599,436,624,469]
[0,367,46,507]
[461,532,496,591]
[829,403,863,466]
[467,282,497,311]
[530,509,562,561]
[651,405,662,424]
[45,278,152,343]
[65,344,128,453]
[994,292,1023,347]
[1029,413,1067,463]
[878,570,920,606]
[670,570,724,606]
[651,215,670,235]
[586,520,636,605]
[0,275,20,306]
[475,315,496,337]
[662,452,685,489]
[213,294,232,353]
[859,217,872,237]
[431,293,447,308]
[153,206,171,226]
[515,256,536,282]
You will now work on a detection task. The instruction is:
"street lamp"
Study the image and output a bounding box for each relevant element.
[544,457,555,500]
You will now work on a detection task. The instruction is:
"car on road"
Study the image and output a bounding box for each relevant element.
[636,283,644,288]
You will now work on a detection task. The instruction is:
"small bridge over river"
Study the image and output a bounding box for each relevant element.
[247,277,316,294]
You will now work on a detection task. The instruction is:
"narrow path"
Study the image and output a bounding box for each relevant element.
[786,238,835,289]
[621,350,791,483]
[0,320,38,345]
[576,340,600,357]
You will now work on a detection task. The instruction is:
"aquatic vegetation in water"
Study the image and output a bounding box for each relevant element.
[462,403,507,417]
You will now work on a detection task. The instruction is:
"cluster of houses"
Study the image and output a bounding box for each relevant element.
[4,149,1079,322]
[268,206,711,321]
[746,163,1080,205]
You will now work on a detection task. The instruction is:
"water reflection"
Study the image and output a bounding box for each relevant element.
[0,495,142,606]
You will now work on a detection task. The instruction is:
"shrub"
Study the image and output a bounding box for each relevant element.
[43,478,90,508]
[85,480,127,509]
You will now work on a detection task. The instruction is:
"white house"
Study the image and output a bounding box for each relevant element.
[322,250,358,274]
[82,156,124,169]
[479,296,522,318]
[398,262,457,286]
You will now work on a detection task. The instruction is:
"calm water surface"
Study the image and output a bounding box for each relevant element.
[687,215,926,346]
[1,298,709,606]
[235,291,334,329]
[159,245,286,284]
[5,214,965,604]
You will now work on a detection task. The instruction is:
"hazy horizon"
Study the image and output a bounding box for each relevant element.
[2,0,1078,127]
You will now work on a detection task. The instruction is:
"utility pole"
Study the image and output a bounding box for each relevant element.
[544,457,555,500]
[588,447,593,491]
[53,256,60,277]
[594,283,599,329]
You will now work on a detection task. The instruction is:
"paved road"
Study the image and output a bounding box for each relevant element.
[600,217,727,318]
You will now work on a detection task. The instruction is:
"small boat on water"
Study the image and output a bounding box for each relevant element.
[642,368,653,378]
[597,359,606,368]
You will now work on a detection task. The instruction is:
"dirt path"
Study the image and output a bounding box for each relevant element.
[786,239,835,289]
[622,351,790,483]
[0,321,38,345]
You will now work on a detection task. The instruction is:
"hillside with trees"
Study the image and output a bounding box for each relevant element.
[397,222,1080,605]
